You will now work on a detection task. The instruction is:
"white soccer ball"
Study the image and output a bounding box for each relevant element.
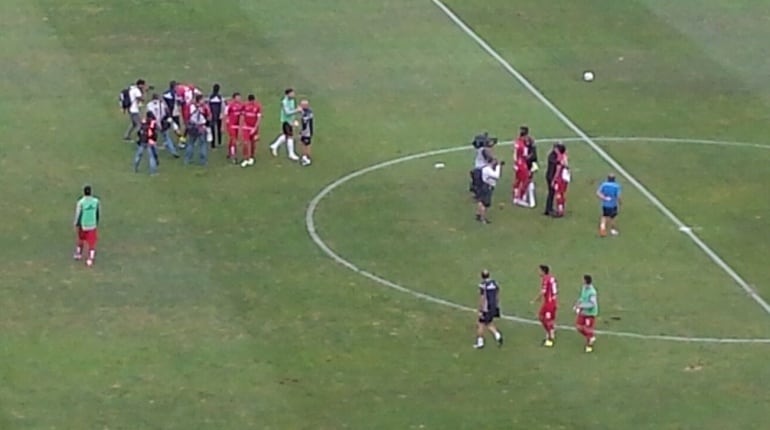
[583,71,595,82]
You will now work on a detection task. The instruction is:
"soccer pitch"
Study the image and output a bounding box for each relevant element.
[2,0,770,428]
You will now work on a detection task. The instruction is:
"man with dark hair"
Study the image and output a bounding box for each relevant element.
[133,111,160,175]
[474,270,504,349]
[552,143,570,217]
[597,173,622,237]
[531,264,558,347]
[269,88,302,161]
[123,79,146,140]
[73,185,100,267]
[476,157,503,224]
[574,274,599,353]
[208,83,224,148]
[240,94,263,167]
[184,94,209,166]
[469,132,495,195]
[543,143,559,216]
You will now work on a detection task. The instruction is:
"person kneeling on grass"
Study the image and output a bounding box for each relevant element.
[475,157,503,224]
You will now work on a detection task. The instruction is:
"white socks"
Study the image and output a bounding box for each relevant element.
[527,182,536,207]
[493,331,502,341]
[270,135,286,151]
[476,336,484,347]
[270,135,299,160]
[286,138,299,160]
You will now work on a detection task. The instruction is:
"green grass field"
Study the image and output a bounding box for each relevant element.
[2,0,770,428]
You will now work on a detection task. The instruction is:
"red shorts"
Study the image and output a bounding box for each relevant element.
[181,104,191,123]
[515,168,530,184]
[227,126,240,140]
[539,304,557,321]
[554,179,568,193]
[78,228,98,248]
[576,314,595,328]
[243,126,259,141]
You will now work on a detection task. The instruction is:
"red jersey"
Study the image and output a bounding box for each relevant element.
[541,274,558,305]
[554,152,568,183]
[514,137,529,162]
[242,101,262,128]
[225,100,243,127]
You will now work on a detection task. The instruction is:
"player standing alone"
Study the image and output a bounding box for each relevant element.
[269,88,302,161]
[531,264,558,346]
[474,270,504,349]
[73,185,100,267]
[597,173,622,237]
[573,274,599,352]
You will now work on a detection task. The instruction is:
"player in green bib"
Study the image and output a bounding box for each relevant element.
[269,88,303,161]
[73,185,101,267]
[573,274,598,352]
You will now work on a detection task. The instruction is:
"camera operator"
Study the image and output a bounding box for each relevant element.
[476,157,504,224]
[469,132,497,195]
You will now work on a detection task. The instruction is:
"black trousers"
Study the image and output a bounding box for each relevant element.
[210,117,223,148]
[544,181,555,215]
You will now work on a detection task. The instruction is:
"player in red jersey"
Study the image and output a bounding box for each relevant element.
[512,126,535,207]
[531,264,558,347]
[240,94,262,167]
[552,143,570,217]
[175,83,200,126]
[224,93,243,162]
[512,156,531,207]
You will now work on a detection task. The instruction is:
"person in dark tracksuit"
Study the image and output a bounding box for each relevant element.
[544,143,559,216]
[208,84,224,148]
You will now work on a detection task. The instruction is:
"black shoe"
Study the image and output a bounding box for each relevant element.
[475,214,482,222]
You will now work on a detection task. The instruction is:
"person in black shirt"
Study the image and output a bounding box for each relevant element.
[544,143,559,216]
[208,84,224,148]
[474,270,504,349]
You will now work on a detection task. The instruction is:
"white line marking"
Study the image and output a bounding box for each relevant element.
[306,136,770,344]
[430,0,770,315]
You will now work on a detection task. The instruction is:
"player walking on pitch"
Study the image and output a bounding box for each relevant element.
[474,270,504,349]
[73,185,100,267]
[269,88,302,161]
[531,264,558,347]
[573,275,599,353]
[597,173,622,237]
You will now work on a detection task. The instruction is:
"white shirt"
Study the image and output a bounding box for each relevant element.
[481,163,502,187]
[128,85,143,114]
[188,104,207,126]
[146,99,167,121]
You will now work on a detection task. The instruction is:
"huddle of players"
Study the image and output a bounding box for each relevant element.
[132,82,315,172]
[471,127,571,222]
[475,266,599,353]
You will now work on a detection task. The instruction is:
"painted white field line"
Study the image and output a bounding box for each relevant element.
[430,0,770,315]
[306,136,770,344]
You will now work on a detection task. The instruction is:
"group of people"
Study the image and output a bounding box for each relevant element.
[470,126,571,224]
[121,79,316,175]
[469,125,622,237]
[475,266,599,353]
